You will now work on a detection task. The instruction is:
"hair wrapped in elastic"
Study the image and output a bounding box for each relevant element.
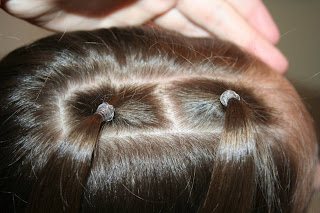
[0,27,317,213]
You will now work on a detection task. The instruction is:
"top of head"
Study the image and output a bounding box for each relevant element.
[0,27,317,212]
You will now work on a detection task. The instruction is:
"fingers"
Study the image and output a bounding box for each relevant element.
[2,0,56,19]
[2,0,176,32]
[4,0,288,73]
[153,8,210,37]
[99,0,176,26]
[177,0,288,73]
[226,0,280,44]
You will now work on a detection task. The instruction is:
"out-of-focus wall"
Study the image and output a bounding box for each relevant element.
[0,1,319,212]
[0,11,52,57]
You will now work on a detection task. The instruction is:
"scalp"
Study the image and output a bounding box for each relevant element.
[0,27,317,212]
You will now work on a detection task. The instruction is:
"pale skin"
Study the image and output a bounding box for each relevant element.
[2,0,288,73]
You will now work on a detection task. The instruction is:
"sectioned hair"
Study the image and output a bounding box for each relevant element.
[0,27,318,212]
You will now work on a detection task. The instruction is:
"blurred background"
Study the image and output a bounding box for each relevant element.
[0,0,319,212]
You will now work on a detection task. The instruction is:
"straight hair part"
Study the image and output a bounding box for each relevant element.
[0,27,318,213]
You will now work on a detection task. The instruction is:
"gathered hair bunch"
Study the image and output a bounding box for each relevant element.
[0,27,318,213]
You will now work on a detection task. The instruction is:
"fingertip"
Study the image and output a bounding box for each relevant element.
[276,56,289,74]
[246,38,288,74]
[226,0,280,45]
[267,49,289,74]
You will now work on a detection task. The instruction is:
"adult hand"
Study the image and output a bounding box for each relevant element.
[2,0,288,73]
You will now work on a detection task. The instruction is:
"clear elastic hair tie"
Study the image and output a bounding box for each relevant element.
[220,90,241,107]
[95,102,115,122]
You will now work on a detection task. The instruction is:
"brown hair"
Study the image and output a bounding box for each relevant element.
[0,27,318,212]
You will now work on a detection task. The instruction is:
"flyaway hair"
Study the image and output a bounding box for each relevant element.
[0,27,318,213]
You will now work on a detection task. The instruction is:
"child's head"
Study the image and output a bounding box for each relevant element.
[0,27,318,212]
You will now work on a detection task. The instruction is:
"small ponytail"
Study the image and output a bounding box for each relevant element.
[1,27,314,213]
[28,103,114,212]
[201,89,277,212]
